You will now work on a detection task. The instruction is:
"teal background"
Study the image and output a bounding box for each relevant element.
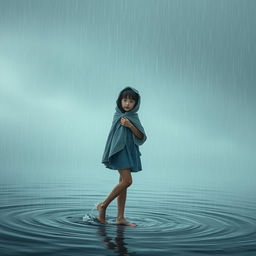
[0,0,255,195]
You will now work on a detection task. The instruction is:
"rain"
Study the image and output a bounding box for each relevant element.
[0,0,256,255]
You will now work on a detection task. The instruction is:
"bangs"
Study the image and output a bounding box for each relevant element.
[120,89,138,101]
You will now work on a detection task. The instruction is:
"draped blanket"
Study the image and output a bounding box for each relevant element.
[102,87,147,166]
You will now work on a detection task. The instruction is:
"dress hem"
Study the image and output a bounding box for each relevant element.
[105,165,142,172]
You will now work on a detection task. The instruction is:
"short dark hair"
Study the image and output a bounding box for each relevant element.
[116,88,140,113]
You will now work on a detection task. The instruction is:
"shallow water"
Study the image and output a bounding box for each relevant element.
[0,182,256,256]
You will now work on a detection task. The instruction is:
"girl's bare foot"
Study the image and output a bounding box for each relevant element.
[115,217,137,226]
[96,203,107,224]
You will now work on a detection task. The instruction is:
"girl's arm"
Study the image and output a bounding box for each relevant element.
[128,123,144,140]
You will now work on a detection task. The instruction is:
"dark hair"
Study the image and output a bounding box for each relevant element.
[116,88,140,113]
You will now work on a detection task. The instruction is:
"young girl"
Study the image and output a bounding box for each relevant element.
[98,87,147,226]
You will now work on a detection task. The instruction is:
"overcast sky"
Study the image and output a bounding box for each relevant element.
[0,0,255,193]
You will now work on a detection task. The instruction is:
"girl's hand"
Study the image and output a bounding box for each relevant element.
[120,117,132,128]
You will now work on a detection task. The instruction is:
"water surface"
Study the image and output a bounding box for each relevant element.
[0,182,256,255]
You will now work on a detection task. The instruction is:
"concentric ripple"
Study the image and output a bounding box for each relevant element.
[0,183,256,255]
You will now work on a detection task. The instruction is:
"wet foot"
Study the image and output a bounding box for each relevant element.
[96,203,107,224]
[115,217,137,227]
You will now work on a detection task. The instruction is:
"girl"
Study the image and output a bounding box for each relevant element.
[98,87,147,226]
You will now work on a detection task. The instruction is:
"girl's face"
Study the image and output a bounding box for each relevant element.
[121,97,136,112]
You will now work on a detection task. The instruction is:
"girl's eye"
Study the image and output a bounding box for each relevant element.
[123,99,134,103]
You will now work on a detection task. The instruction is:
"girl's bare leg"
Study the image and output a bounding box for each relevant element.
[117,175,127,219]
[97,169,133,224]
[116,172,137,227]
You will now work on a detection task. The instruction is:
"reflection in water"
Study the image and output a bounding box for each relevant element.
[97,224,131,256]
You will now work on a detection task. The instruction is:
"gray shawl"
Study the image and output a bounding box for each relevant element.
[101,87,147,166]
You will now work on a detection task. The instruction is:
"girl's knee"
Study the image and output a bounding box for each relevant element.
[122,176,132,187]
[125,178,132,187]
[118,168,132,187]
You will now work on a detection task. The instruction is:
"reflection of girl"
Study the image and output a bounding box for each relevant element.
[98,87,147,226]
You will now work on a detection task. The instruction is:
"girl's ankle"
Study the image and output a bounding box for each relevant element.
[100,202,107,209]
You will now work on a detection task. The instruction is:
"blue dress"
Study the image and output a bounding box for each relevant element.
[106,127,142,172]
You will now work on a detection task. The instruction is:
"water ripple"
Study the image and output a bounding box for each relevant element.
[0,183,256,255]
